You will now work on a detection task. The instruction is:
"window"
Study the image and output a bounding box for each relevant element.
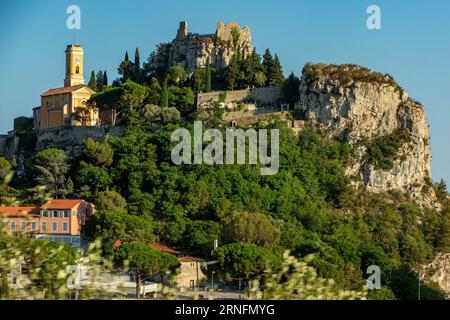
[52,210,59,218]
[42,222,47,231]
[42,210,48,218]
[63,211,70,218]
[52,222,58,231]
[21,221,26,231]
[62,222,68,232]
[11,221,16,231]
[31,222,37,231]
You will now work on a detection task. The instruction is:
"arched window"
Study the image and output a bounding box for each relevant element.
[75,66,80,74]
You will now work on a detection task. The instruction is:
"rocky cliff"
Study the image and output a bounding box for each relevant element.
[295,64,437,207]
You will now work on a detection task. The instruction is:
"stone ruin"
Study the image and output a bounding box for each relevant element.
[161,20,253,72]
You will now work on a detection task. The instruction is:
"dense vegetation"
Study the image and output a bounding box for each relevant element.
[3,117,448,299]
[0,43,448,300]
[364,127,412,171]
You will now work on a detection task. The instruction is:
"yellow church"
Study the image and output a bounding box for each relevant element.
[38,45,99,129]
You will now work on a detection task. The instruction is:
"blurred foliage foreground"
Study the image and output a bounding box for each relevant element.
[0,233,366,300]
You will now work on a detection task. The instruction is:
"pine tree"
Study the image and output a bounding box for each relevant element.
[88,70,97,91]
[161,77,169,108]
[103,71,108,87]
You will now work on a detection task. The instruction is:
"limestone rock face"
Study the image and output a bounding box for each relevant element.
[419,253,450,297]
[158,21,253,73]
[295,64,437,207]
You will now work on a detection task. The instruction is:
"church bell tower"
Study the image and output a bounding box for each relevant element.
[64,44,85,87]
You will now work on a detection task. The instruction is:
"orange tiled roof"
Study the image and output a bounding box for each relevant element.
[41,84,89,97]
[0,206,38,217]
[152,243,181,254]
[112,239,122,248]
[178,256,205,263]
[41,199,84,210]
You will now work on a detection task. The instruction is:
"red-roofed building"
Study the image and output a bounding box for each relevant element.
[0,199,95,250]
[151,243,206,289]
[151,243,182,255]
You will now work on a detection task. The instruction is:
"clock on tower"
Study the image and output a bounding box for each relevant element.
[64,44,85,87]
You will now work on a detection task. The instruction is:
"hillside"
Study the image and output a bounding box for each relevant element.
[0,49,448,299]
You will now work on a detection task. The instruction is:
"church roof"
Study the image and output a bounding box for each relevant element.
[41,84,93,97]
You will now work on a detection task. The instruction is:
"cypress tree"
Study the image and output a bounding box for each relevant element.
[262,48,273,81]
[103,71,108,87]
[134,47,140,68]
[96,70,104,90]
[124,51,129,62]
[205,59,212,92]
[88,70,97,91]
[270,54,285,86]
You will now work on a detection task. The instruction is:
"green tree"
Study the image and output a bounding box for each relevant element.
[75,161,112,199]
[33,148,70,198]
[167,66,188,85]
[88,70,97,91]
[254,71,266,87]
[134,47,140,68]
[113,243,179,298]
[212,242,281,283]
[161,77,169,108]
[222,211,281,249]
[167,86,195,112]
[205,59,212,92]
[271,54,285,85]
[29,240,79,299]
[262,49,273,81]
[96,70,104,91]
[103,70,108,87]
[282,72,300,106]
[183,220,221,257]
[82,210,154,245]
[226,57,240,90]
[83,138,114,167]
[146,77,162,105]
[96,191,127,211]
[118,51,134,83]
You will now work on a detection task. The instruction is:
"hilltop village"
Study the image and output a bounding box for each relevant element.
[0,21,449,300]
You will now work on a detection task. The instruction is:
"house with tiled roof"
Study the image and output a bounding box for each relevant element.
[0,198,95,250]
[151,243,206,289]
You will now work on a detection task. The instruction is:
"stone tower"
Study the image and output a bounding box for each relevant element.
[64,44,85,87]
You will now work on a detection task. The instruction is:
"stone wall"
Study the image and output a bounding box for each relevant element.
[36,126,124,158]
[197,86,283,109]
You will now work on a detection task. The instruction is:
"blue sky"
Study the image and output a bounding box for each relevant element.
[0,0,449,184]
